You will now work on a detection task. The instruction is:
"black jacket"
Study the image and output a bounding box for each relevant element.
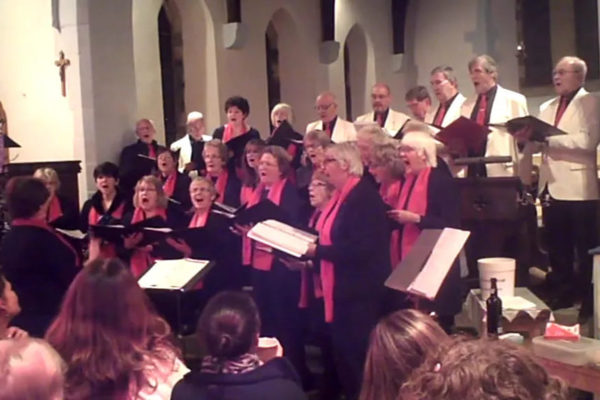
[171,358,307,400]
[118,140,165,195]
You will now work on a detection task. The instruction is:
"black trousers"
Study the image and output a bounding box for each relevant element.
[544,198,598,304]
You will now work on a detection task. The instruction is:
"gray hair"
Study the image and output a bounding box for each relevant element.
[371,143,405,179]
[327,142,364,177]
[557,56,587,81]
[357,125,392,146]
[304,130,332,147]
[186,111,204,124]
[203,139,229,164]
[468,55,498,81]
[270,103,294,124]
[430,65,458,86]
[401,127,439,168]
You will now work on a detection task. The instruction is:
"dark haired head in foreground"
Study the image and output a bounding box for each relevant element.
[398,337,569,400]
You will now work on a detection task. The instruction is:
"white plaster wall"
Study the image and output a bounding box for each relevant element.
[410,0,520,109]
[0,0,75,162]
[132,0,165,143]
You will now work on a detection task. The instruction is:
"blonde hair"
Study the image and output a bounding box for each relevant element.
[133,176,168,209]
[327,142,364,176]
[33,167,60,189]
[203,139,229,164]
[371,143,405,179]
[270,103,294,124]
[357,125,391,146]
[0,338,65,400]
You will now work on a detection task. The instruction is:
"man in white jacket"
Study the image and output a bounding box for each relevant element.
[170,111,208,177]
[306,92,356,143]
[355,83,410,137]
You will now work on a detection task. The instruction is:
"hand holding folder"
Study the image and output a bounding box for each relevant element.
[489,116,566,143]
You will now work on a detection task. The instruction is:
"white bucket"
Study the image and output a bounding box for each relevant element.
[478,257,516,300]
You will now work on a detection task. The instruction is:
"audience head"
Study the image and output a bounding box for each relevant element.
[270,103,294,128]
[304,130,331,168]
[323,142,363,189]
[0,338,65,400]
[6,177,50,220]
[400,122,439,173]
[0,271,20,325]
[369,142,405,184]
[45,258,176,399]
[135,118,156,144]
[360,309,447,400]
[356,125,391,165]
[133,175,168,210]
[553,56,587,96]
[371,83,392,114]
[430,65,459,103]
[405,86,432,121]
[225,96,250,125]
[189,177,218,211]
[242,138,266,185]
[203,139,228,176]
[308,170,335,209]
[197,291,261,359]
[93,162,120,197]
[314,91,338,123]
[156,148,178,176]
[468,54,498,94]
[33,167,60,196]
[258,145,292,185]
[399,337,570,400]
[186,111,206,141]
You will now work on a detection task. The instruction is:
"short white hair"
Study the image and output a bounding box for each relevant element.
[401,123,440,168]
[186,111,204,124]
[327,142,364,176]
[270,103,294,124]
[557,56,587,82]
[357,125,391,146]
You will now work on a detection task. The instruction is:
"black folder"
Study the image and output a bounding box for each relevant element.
[489,116,567,142]
[89,216,169,245]
[267,120,303,148]
[212,199,290,225]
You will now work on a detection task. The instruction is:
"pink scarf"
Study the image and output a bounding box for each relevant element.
[246,178,287,271]
[380,180,403,269]
[318,176,360,322]
[12,218,80,266]
[223,122,250,143]
[47,195,63,223]
[162,172,177,198]
[129,207,167,279]
[397,168,431,259]
[214,170,229,204]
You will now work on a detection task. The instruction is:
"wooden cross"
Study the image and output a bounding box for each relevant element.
[54,51,70,97]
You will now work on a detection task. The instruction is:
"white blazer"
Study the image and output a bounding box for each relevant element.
[306,117,357,143]
[461,85,528,177]
[354,108,410,136]
[425,93,466,127]
[522,88,600,200]
[170,134,193,173]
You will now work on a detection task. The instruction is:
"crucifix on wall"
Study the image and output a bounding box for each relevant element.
[54,51,70,97]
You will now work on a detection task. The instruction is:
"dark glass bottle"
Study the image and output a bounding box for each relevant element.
[486,278,503,337]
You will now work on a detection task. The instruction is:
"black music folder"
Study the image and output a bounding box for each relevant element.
[489,116,567,142]
[267,120,303,148]
[212,199,290,225]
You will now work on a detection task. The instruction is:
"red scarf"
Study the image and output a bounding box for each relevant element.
[12,218,80,266]
[129,207,167,279]
[397,167,431,260]
[318,176,360,322]
[214,170,229,204]
[246,178,287,271]
[88,198,125,259]
[223,122,250,143]
[188,209,209,289]
[298,210,324,308]
[380,181,403,269]
[47,195,63,224]
[240,185,254,207]
[162,172,177,198]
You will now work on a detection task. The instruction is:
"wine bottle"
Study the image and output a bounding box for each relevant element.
[486,278,502,337]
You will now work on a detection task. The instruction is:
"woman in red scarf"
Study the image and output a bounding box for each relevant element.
[202,139,241,208]
[212,96,260,179]
[304,142,390,400]
[388,128,461,332]
[33,167,79,230]
[369,143,405,268]
[156,148,192,215]
[241,145,309,386]
[123,176,185,279]
[0,177,79,337]
[240,138,266,206]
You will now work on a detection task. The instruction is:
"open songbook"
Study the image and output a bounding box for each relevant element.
[138,258,214,291]
[489,116,566,142]
[247,219,318,258]
[212,200,290,225]
[385,228,470,300]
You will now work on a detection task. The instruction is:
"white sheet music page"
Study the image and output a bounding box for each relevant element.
[138,259,210,290]
[409,228,470,299]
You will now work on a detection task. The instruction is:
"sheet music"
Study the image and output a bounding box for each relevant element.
[248,219,316,258]
[409,228,470,299]
[55,228,87,240]
[138,258,211,290]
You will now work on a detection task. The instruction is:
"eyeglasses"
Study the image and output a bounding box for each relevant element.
[315,104,333,111]
[552,69,578,76]
[323,157,338,164]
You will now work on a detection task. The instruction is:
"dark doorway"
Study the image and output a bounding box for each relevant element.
[343,42,352,120]
[158,5,185,145]
[265,22,281,132]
